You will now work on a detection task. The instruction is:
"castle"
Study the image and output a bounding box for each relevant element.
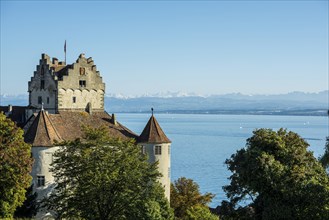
[0,53,171,217]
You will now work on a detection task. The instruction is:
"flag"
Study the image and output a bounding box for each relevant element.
[64,40,66,53]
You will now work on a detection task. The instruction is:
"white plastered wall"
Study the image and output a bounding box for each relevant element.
[141,143,171,201]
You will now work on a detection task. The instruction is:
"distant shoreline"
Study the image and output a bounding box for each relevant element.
[111,109,328,117]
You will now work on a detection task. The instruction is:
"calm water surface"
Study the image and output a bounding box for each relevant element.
[116,113,329,207]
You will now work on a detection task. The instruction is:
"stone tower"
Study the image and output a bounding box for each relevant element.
[139,112,171,201]
[28,53,105,113]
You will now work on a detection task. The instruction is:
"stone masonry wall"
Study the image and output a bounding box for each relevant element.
[28,54,58,112]
[57,54,105,111]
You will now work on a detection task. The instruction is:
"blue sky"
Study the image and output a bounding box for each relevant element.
[1,1,328,96]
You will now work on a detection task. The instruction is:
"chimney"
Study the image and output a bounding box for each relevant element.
[111,113,117,126]
[52,58,58,65]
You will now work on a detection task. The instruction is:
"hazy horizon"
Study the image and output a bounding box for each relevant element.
[1,1,328,96]
[1,89,328,98]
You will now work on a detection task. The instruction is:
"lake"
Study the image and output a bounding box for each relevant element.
[116,113,329,207]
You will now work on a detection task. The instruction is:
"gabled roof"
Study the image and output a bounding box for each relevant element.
[139,115,171,144]
[24,110,62,147]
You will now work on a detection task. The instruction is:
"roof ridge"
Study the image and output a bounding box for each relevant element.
[43,110,62,141]
[32,110,43,144]
[41,111,51,141]
[152,116,161,137]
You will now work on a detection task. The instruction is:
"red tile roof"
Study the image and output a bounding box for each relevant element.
[24,111,138,147]
[139,115,171,144]
[24,110,63,147]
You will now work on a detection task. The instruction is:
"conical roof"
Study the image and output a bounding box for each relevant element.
[24,110,62,147]
[139,115,171,144]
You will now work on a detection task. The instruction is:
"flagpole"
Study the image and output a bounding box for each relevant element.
[64,40,67,64]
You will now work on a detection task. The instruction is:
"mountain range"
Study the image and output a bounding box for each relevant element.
[1,91,328,116]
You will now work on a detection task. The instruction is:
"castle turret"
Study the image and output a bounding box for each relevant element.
[139,111,171,201]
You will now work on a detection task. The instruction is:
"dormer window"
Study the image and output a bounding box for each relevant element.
[79,80,86,87]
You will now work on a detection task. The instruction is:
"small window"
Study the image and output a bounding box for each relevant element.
[37,175,45,187]
[168,145,170,155]
[73,97,76,103]
[79,80,86,87]
[41,67,44,75]
[41,80,45,89]
[155,146,161,155]
[141,145,146,155]
[47,97,49,104]
[80,67,86,75]
[38,96,42,104]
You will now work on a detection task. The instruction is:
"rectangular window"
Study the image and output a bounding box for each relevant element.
[155,145,161,155]
[38,96,42,104]
[41,80,45,89]
[79,80,86,87]
[37,175,45,187]
[168,145,170,155]
[47,97,49,104]
[141,145,146,155]
[73,96,76,103]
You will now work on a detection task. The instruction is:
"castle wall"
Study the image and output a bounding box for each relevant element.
[142,143,171,201]
[31,146,59,199]
[28,55,57,112]
[57,54,105,111]
[58,88,104,111]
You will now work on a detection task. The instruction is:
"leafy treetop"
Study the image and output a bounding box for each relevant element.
[46,125,173,220]
[0,112,33,218]
[221,128,329,220]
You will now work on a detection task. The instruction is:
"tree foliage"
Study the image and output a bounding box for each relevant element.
[0,112,33,218]
[320,136,329,170]
[220,128,329,220]
[14,185,38,218]
[170,177,216,220]
[46,126,173,220]
[186,205,219,220]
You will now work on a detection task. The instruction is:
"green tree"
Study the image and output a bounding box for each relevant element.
[186,205,219,220]
[46,126,173,220]
[14,185,38,218]
[320,137,329,170]
[170,177,215,220]
[0,112,33,218]
[220,128,329,220]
